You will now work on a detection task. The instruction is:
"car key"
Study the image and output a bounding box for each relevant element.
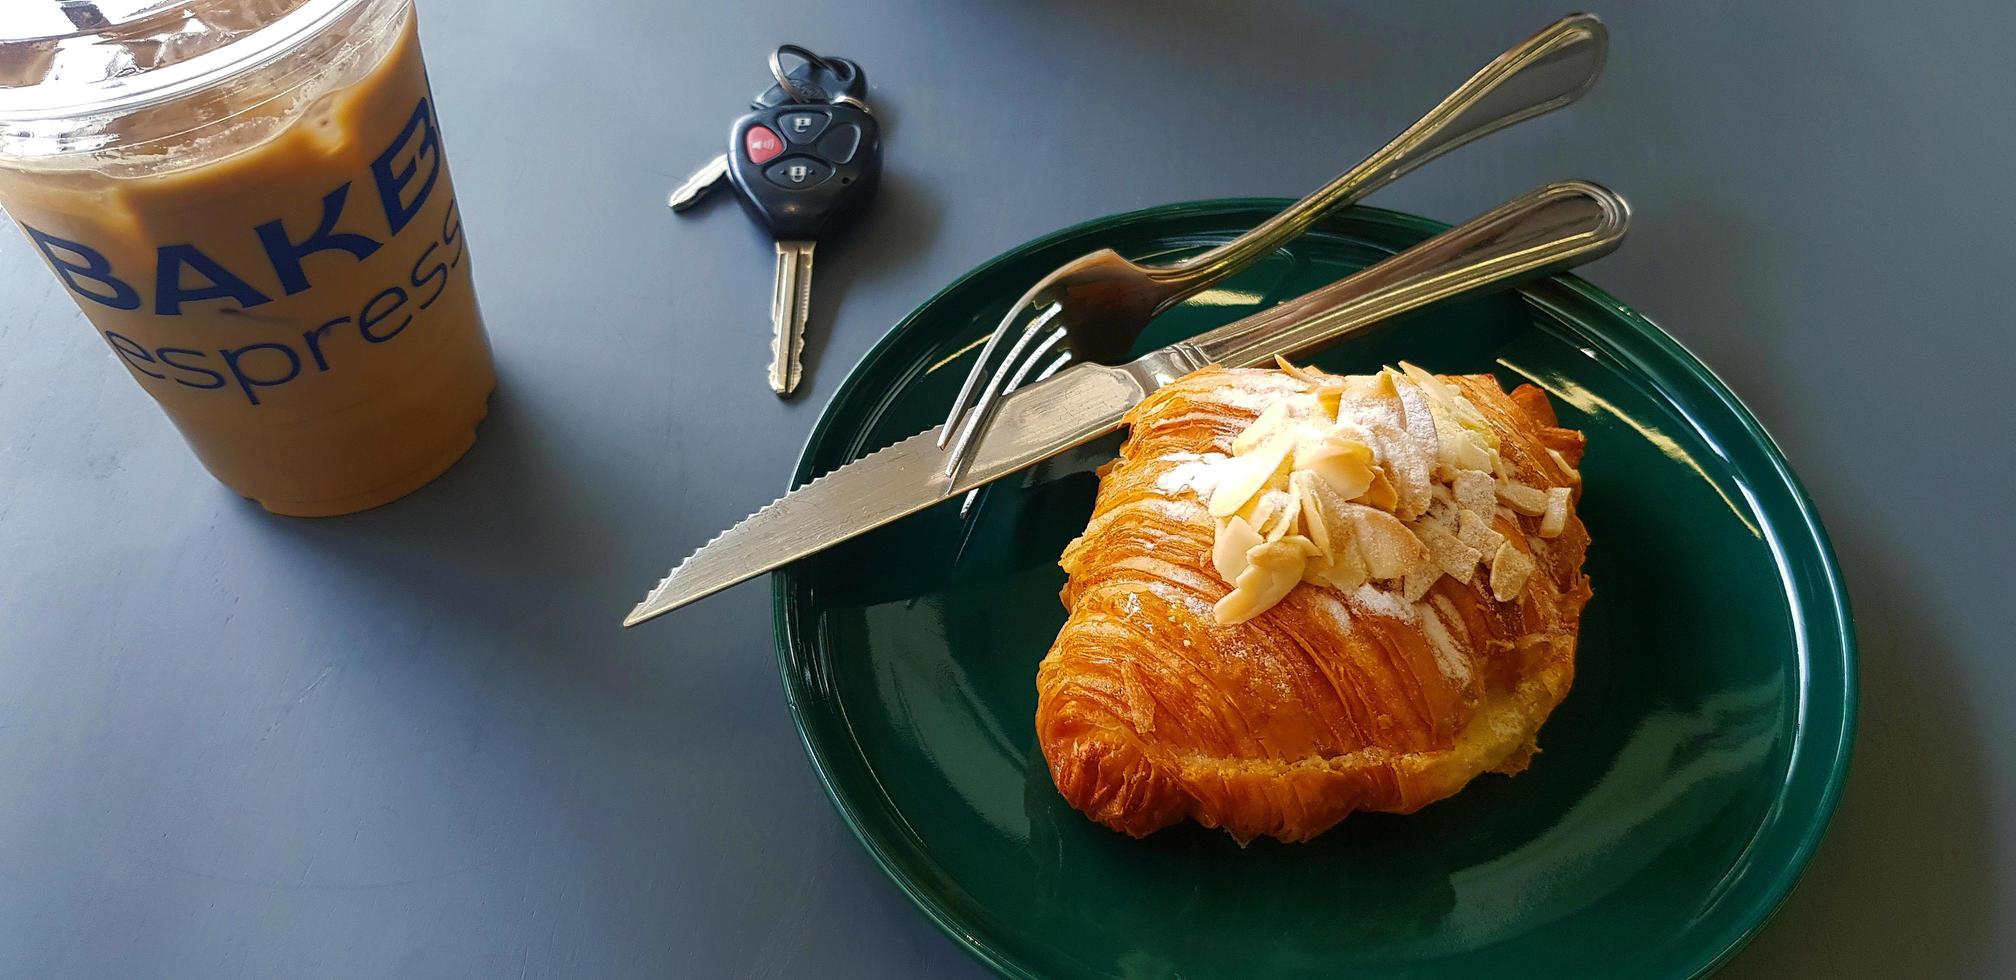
[729,56,880,396]
[668,45,882,396]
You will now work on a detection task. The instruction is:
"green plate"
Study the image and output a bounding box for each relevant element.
[773,200,1855,979]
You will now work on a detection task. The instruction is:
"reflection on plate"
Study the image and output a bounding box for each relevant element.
[774,200,1855,979]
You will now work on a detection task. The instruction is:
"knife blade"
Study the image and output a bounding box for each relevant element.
[624,362,1152,625]
[625,180,1628,627]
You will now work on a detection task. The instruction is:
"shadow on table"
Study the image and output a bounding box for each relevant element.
[240,365,774,735]
[229,362,913,976]
[794,173,944,397]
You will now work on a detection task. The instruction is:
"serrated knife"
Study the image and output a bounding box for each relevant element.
[625,180,1629,627]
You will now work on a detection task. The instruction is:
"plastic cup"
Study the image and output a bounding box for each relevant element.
[0,0,493,516]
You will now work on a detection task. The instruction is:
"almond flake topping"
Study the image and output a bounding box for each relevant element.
[1194,360,1567,623]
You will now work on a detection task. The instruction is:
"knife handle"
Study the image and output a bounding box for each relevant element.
[1180,180,1630,371]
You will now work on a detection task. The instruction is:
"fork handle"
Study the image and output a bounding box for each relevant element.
[1155,14,1607,297]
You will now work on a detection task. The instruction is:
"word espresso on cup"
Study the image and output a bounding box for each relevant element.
[26,96,467,407]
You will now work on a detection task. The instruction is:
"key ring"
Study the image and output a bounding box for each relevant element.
[770,44,835,104]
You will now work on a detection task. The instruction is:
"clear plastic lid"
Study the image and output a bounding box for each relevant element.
[0,0,399,160]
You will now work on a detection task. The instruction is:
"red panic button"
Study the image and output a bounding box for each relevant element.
[744,125,784,164]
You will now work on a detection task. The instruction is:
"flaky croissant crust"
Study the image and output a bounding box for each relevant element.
[1036,367,1591,843]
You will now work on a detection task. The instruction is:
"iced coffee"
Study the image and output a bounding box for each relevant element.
[0,0,492,516]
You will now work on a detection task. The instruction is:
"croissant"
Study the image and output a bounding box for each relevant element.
[1036,363,1591,843]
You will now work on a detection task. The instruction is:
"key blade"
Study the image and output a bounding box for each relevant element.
[624,361,1148,627]
[769,241,815,395]
[668,155,728,211]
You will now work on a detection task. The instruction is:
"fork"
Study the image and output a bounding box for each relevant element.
[936,13,1609,481]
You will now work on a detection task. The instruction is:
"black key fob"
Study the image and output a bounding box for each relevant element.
[725,101,881,241]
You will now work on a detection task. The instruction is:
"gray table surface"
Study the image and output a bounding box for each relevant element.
[2,1,2010,977]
